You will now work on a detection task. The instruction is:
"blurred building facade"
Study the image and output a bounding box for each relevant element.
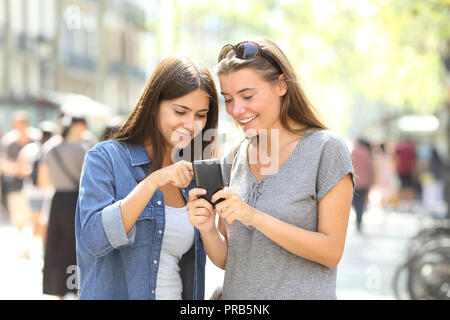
[0,0,158,132]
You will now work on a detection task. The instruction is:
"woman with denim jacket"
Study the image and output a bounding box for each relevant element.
[75,55,219,300]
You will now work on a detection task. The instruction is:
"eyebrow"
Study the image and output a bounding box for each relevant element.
[172,104,209,112]
[221,88,257,95]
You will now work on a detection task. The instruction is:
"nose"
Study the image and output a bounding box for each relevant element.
[183,115,195,131]
[182,115,202,134]
[228,101,247,118]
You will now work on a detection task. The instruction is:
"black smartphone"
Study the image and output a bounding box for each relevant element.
[192,159,225,207]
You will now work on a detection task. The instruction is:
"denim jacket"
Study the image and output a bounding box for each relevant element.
[75,140,206,300]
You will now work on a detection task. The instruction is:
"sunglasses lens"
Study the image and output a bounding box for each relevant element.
[235,42,259,59]
[218,44,233,62]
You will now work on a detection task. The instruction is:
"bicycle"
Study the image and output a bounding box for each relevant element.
[392,221,450,300]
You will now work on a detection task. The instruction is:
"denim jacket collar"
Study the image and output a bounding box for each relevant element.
[124,143,152,167]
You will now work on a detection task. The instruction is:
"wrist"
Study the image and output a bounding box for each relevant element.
[199,225,219,238]
[145,172,159,190]
[249,207,264,228]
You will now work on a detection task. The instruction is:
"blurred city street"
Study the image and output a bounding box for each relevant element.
[0,212,55,299]
[0,0,448,302]
[0,203,427,300]
[336,206,423,299]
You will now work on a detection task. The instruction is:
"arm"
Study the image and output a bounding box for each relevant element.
[16,147,31,178]
[199,219,228,270]
[213,174,353,269]
[78,149,193,255]
[251,174,353,268]
[187,188,228,269]
[119,176,158,234]
[77,149,135,256]
[120,160,194,234]
[37,162,53,188]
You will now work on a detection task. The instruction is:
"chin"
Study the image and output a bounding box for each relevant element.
[243,126,267,138]
[167,132,190,148]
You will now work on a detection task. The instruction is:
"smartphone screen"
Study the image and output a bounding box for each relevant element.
[192,159,224,207]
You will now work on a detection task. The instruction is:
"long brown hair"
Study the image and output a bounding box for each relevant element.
[216,38,327,135]
[112,55,219,170]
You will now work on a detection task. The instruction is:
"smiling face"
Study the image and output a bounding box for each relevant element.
[157,88,210,150]
[219,67,287,137]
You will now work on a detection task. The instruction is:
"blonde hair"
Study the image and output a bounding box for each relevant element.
[216,38,327,135]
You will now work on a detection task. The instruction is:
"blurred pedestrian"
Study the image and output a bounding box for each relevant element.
[100,117,122,141]
[0,111,41,253]
[350,138,374,232]
[39,115,88,299]
[420,147,445,215]
[371,142,398,214]
[16,121,56,255]
[75,55,218,300]
[429,147,443,181]
[100,125,120,141]
[394,137,417,202]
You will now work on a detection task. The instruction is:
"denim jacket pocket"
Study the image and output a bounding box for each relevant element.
[137,205,155,221]
[130,206,155,248]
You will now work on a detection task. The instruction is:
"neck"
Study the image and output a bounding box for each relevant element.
[144,141,173,168]
[257,119,305,155]
[162,151,174,167]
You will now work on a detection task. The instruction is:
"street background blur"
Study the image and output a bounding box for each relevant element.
[0,0,449,300]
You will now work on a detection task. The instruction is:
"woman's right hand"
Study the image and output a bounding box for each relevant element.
[187,188,216,233]
[147,160,193,188]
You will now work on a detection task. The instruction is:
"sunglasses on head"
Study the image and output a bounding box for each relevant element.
[218,41,281,72]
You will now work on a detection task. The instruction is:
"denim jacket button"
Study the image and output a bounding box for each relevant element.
[153,260,158,264]
[157,201,162,206]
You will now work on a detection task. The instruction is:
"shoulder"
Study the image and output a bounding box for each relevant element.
[1,130,18,147]
[41,135,62,155]
[307,129,346,145]
[68,141,89,152]
[301,130,353,175]
[85,140,130,165]
[305,129,350,154]
[88,140,124,154]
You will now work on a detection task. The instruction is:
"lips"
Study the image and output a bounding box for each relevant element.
[239,114,258,125]
[175,130,192,138]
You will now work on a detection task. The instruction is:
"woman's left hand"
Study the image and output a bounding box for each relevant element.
[212,187,257,226]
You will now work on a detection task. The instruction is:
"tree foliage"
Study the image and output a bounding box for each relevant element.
[163,0,449,133]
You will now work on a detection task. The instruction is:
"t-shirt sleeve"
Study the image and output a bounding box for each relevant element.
[220,145,235,187]
[220,139,245,187]
[316,135,355,202]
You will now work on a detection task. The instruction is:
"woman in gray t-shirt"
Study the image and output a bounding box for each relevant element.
[187,39,355,299]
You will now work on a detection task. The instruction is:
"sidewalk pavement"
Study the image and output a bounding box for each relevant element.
[0,204,425,300]
[336,205,424,299]
[0,214,57,299]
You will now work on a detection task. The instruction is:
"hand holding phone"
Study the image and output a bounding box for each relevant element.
[192,159,225,207]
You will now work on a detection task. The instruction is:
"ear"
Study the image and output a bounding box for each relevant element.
[276,74,288,96]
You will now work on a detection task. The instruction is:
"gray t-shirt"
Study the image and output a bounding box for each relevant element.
[43,141,87,192]
[221,129,354,300]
